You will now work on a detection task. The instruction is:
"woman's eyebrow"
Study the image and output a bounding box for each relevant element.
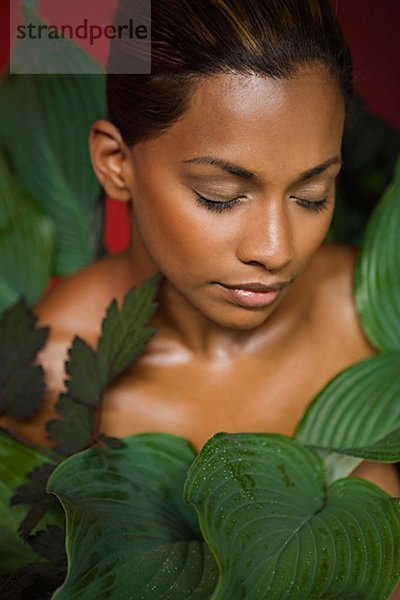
[299,156,343,181]
[182,155,343,182]
[182,156,256,180]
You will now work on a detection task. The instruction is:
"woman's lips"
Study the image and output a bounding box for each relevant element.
[217,283,284,308]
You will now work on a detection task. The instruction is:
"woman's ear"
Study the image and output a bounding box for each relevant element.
[89,119,132,202]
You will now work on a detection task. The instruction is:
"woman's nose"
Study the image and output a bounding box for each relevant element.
[235,198,294,273]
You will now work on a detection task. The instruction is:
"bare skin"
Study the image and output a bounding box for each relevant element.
[2,66,399,498]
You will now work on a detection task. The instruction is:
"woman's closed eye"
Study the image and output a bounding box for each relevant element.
[290,196,330,213]
[193,189,331,214]
[193,190,244,213]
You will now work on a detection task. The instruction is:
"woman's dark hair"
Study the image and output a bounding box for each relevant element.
[107,0,353,147]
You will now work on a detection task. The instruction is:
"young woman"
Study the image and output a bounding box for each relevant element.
[4,0,400,495]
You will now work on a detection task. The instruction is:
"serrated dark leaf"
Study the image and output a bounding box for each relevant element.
[0,299,49,361]
[17,497,57,542]
[0,298,37,339]
[107,326,159,384]
[28,525,66,564]
[45,277,159,459]
[98,433,126,449]
[0,552,66,600]
[0,563,46,600]
[11,464,58,540]
[0,364,45,419]
[11,464,56,507]
[65,336,102,406]
[97,275,160,384]
[0,300,48,419]
[46,394,94,455]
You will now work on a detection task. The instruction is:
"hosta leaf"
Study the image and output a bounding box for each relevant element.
[47,434,218,599]
[0,300,49,419]
[329,427,400,462]
[0,6,106,275]
[185,433,400,600]
[354,158,400,352]
[295,353,400,473]
[46,395,94,456]
[96,274,160,384]
[0,151,55,313]
[0,277,19,316]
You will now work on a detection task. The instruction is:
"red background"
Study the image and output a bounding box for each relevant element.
[1,0,399,254]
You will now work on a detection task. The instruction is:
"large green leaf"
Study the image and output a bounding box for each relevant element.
[295,353,400,477]
[0,151,55,313]
[47,434,218,599]
[185,433,400,600]
[0,6,107,275]
[354,158,400,352]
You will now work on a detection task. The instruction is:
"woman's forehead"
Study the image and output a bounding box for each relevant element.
[181,66,342,130]
[133,66,345,181]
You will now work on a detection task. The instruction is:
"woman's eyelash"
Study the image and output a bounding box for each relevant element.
[194,192,242,213]
[194,191,329,214]
[293,197,329,213]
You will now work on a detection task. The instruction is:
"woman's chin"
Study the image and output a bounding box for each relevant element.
[204,304,278,331]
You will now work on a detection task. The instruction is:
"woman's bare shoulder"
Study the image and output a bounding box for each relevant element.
[309,242,376,357]
[310,241,358,291]
[34,251,136,347]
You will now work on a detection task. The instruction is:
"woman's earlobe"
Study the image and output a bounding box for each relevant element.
[89,119,132,202]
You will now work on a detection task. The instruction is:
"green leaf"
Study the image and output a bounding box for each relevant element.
[0,481,41,576]
[46,395,95,456]
[0,277,19,315]
[0,7,107,275]
[339,427,400,461]
[47,434,218,599]
[97,433,126,450]
[65,337,101,407]
[27,524,66,563]
[185,433,400,600]
[97,274,160,384]
[0,431,60,575]
[0,433,65,596]
[0,525,67,600]
[354,158,400,352]
[11,464,59,540]
[0,150,55,313]
[47,278,160,454]
[295,353,400,473]
[0,300,49,420]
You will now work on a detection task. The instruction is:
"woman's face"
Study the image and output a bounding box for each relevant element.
[126,65,345,330]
